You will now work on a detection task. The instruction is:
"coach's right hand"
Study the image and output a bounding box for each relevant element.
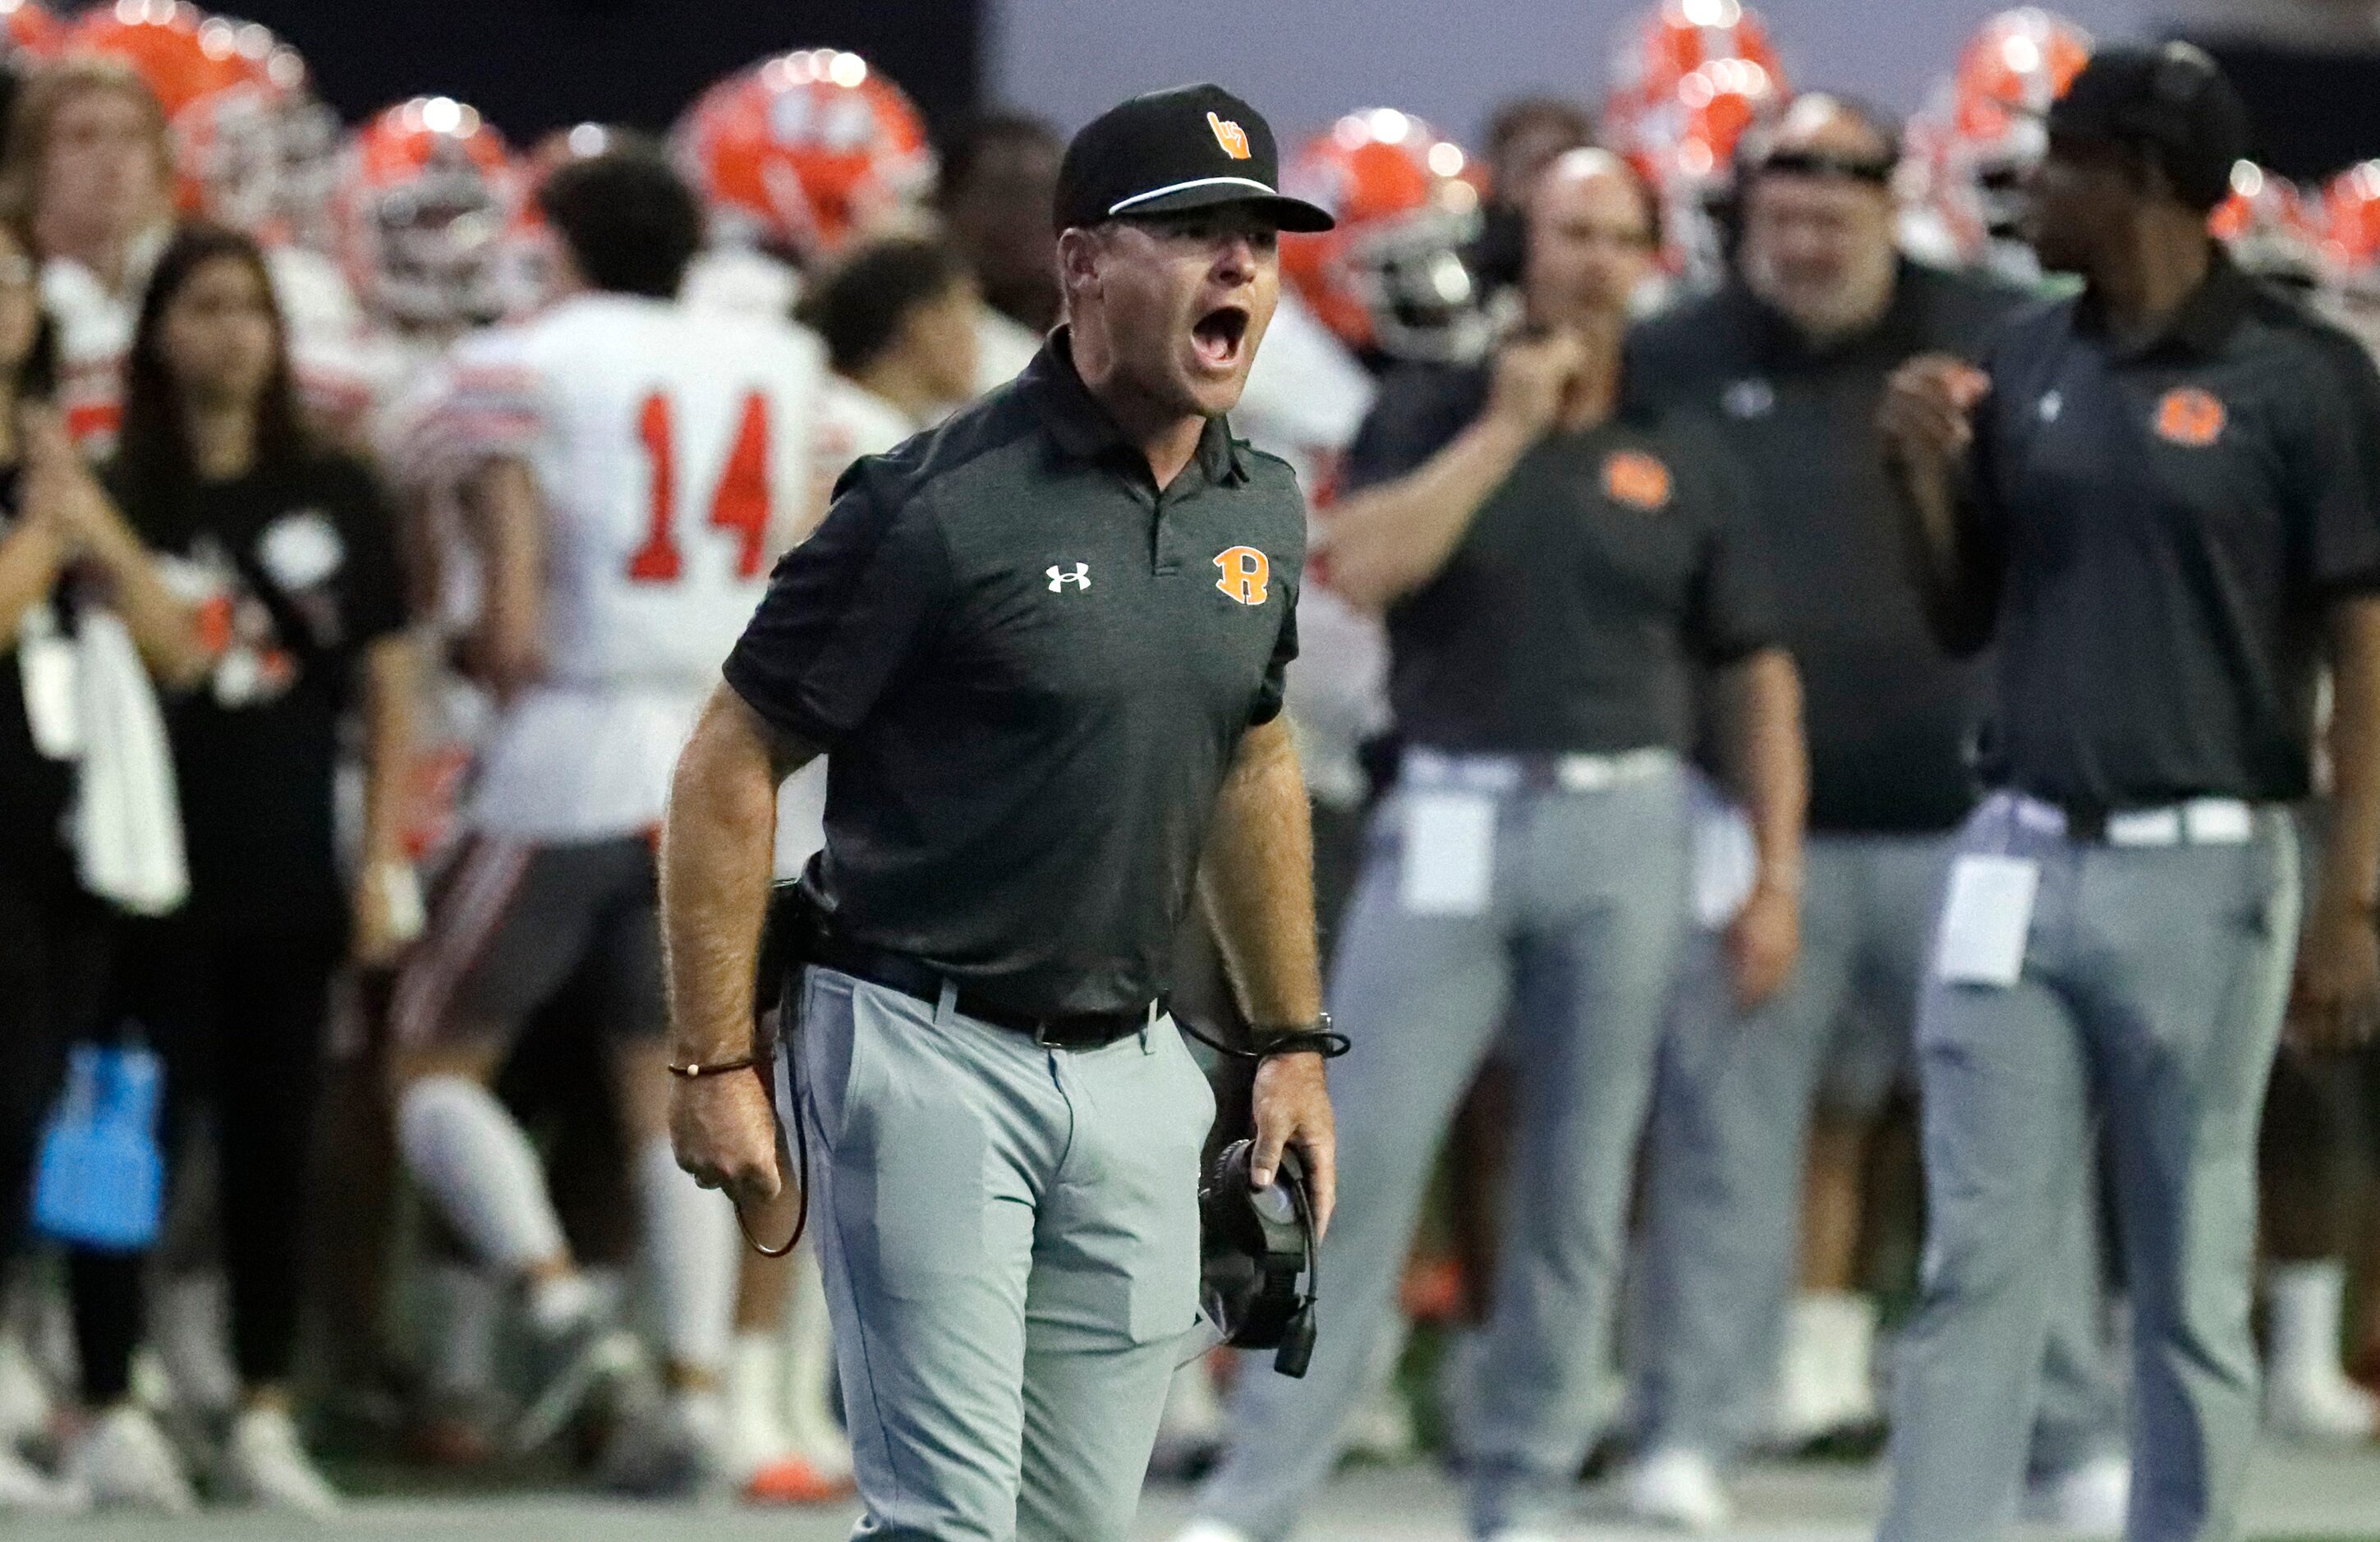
[1485,326,1592,438]
[671,1070,782,1208]
[1879,354,1990,468]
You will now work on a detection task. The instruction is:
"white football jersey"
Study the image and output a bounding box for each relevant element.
[1236,291,1390,810]
[440,291,825,840]
[772,375,921,880]
[974,305,1042,397]
[1235,291,1375,495]
[681,245,803,322]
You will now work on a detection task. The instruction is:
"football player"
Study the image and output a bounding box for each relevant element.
[387,142,825,1494]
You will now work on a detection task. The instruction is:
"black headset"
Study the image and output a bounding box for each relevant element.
[1200,1138,1321,1378]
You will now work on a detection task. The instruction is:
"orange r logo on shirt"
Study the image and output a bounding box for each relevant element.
[1214,546,1270,604]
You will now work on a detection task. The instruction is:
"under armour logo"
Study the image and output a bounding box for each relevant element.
[1723,378,1775,420]
[1046,562,1091,592]
[2038,390,2062,423]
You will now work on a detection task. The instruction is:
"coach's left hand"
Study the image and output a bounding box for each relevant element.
[672,1070,783,1208]
[1251,1052,1335,1239]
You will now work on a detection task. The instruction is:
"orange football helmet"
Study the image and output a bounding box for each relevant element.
[1604,0,1788,281]
[673,48,932,263]
[1605,0,1787,186]
[68,2,289,229]
[1,0,66,59]
[336,97,522,328]
[1916,9,2093,267]
[2323,159,2380,298]
[2211,162,2323,288]
[1280,108,1489,361]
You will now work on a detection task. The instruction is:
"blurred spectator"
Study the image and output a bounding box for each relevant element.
[800,234,982,434]
[66,223,413,1516]
[0,209,203,1515]
[1468,94,1597,297]
[0,57,173,448]
[933,110,1061,391]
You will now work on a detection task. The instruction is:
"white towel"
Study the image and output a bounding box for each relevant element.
[70,607,187,916]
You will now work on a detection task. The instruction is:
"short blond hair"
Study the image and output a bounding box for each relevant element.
[0,57,171,236]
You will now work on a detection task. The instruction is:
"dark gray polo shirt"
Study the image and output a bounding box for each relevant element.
[1344,362,1778,756]
[724,333,1305,1018]
[1629,261,2027,833]
[1953,251,2380,808]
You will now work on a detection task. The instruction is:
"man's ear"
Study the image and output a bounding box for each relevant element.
[1056,226,1101,305]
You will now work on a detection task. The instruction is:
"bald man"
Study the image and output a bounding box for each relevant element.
[1177,150,1806,1542]
[1622,98,2124,1531]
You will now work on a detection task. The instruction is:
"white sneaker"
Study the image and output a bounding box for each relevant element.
[1771,1292,1878,1447]
[156,1272,241,1420]
[0,1335,52,1445]
[2023,1453,2130,1535]
[1174,1524,1257,1542]
[1624,1446,1734,1532]
[222,1404,340,1516]
[512,1279,640,1455]
[1342,1378,1419,1464]
[0,1444,85,1514]
[2267,1368,2380,1444]
[68,1406,195,1513]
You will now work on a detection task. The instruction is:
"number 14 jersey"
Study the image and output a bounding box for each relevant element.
[436,291,825,841]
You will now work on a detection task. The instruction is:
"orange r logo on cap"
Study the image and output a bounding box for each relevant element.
[1601,449,1673,512]
[1215,545,1270,604]
[1208,111,1252,160]
[2155,386,2226,447]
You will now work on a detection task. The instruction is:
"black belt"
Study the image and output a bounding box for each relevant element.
[806,934,1155,1049]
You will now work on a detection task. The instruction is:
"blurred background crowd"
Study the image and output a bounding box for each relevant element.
[0,0,2377,1526]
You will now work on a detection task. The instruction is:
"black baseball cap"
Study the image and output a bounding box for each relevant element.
[2046,42,2249,212]
[1054,83,1335,235]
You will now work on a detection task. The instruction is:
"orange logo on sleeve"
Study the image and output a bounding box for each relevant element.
[1214,545,1270,604]
[2154,386,2226,447]
[1207,112,1252,160]
[1601,449,1674,512]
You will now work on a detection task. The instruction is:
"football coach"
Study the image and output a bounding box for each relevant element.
[658,84,1343,1542]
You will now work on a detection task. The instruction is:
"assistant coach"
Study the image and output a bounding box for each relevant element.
[659,85,1341,1542]
[1878,46,2380,1542]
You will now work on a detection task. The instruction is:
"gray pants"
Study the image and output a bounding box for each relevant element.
[1194,762,1693,1540]
[1879,796,2302,1542]
[786,966,1214,1542]
[1638,830,2120,1471]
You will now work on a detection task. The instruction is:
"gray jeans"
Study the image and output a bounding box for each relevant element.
[786,966,1214,1542]
[1194,760,1693,1540]
[1638,828,2120,1471]
[1879,795,2301,1542]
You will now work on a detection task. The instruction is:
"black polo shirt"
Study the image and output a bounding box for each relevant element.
[1957,250,2380,807]
[1629,261,2027,833]
[724,332,1305,1018]
[1344,362,1776,755]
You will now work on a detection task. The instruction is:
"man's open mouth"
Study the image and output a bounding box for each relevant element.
[1191,305,1250,368]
